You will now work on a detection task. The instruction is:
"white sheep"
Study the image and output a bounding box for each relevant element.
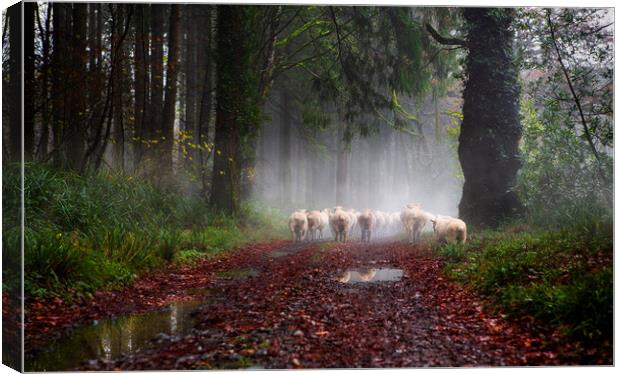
[306,210,323,241]
[430,216,467,244]
[357,209,375,242]
[374,211,386,238]
[358,268,377,282]
[330,207,351,242]
[347,209,358,239]
[288,210,308,242]
[400,204,429,244]
[390,212,401,232]
[319,209,330,239]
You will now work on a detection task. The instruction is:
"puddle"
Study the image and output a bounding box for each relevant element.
[337,268,404,284]
[25,300,203,372]
[266,251,288,258]
[216,268,260,279]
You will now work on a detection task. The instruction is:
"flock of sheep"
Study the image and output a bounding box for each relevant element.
[288,204,467,245]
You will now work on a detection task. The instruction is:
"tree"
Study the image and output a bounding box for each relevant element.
[210,5,284,214]
[24,1,35,160]
[514,8,612,223]
[111,4,127,171]
[132,4,148,169]
[8,3,21,161]
[428,8,522,227]
[51,3,69,167]
[160,5,181,176]
[147,4,165,171]
[36,2,53,158]
[278,87,292,209]
[211,5,267,214]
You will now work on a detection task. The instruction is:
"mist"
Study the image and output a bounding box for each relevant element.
[253,86,464,220]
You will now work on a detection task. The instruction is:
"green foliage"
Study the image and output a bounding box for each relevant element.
[3,163,287,298]
[173,249,205,265]
[516,98,612,228]
[436,223,612,345]
[278,6,461,140]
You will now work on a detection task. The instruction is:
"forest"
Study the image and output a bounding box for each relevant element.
[1,2,614,370]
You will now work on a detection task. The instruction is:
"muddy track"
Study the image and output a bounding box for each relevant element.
[68,240,591,370]
[24,240,290,352]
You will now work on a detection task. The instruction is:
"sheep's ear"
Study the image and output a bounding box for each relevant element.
[430,219,436,224]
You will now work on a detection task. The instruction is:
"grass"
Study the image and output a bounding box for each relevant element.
[2,162,287,299]
[431,219,612,346]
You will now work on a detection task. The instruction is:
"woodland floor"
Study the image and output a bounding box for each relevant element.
[23,240,609,370]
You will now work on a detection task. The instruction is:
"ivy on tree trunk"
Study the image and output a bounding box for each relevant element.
[458,8,522,227]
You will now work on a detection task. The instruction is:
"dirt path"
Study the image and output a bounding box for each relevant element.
[52,240,588,370]
[25,240,289,350]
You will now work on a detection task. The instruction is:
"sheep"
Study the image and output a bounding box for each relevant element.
[430,216,467,244]
[390,212,401,231]
[374,211,386,238]
[400,204,429,244]
[288,210,308,242]
[347,209,358,239]
[319,209,330,239]
[306,210,323,241]
[358,268,377,282]
[330,207,351,242]
[357,209,375,242]
[338,270,351,283]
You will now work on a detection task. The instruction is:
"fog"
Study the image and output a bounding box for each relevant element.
[253,88,464,220]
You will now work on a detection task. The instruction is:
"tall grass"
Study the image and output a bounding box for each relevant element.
[2,162,287,298]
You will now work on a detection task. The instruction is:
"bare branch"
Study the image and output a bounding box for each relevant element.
[546,10,601,164]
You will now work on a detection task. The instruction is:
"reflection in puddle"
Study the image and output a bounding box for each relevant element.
[26,300,203,372]
[337,268,403,284]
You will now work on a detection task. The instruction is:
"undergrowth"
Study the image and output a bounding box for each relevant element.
[431,218,612,347]
[2,162,287,299]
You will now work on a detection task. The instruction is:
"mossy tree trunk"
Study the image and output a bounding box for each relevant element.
[210,6,253,215]
[457,8,522,228]
[8,3,21,161]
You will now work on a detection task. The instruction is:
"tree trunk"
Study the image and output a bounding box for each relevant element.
[197,6,214,197]
[458,8,522,227]
[147,4,165,168]
[8,3,21,161]
[133,4,148,170]
[24,1,35,160]
[111,5,126,171]
[335,121,349,206]
[37,3,52,159]
[51,3,68,167]
[240,6,282,200]
[184,6,198,174]
[278,88,292,209]
[160,4,181,177]
[210,5,250,215]
[65,3,87,170]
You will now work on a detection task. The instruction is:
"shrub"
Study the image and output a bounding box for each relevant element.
[438,223,612,346]
[3,162,287,298]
